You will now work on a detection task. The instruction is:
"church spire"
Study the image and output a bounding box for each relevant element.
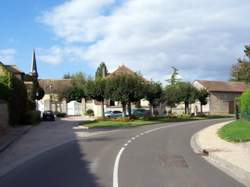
[31,49,38,79]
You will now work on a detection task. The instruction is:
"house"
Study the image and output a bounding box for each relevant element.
[38,79,73,113]
[0,62,25,81]
[37,65,149,116]
[192,80,250,115]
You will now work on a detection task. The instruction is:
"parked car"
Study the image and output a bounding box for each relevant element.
[105,110,123,118]
[132,108,150,117]
[42,110,55,121]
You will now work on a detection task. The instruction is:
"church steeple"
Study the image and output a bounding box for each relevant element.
[31,49,38,79]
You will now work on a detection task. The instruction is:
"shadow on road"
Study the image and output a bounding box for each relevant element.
[0,116,107,187]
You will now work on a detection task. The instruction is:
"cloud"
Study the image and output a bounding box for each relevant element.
[40,0,250,82]
[0,49,16,64]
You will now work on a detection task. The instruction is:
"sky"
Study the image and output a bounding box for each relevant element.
[0,0,250,83]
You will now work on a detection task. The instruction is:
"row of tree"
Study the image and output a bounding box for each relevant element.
[62,64,210,118]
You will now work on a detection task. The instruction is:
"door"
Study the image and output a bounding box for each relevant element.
[228,101,234,114]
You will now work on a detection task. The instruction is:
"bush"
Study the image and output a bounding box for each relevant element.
[55,112,67,118]
[85,109,94,116]
[111,117,132,122]
[25,111,41,125]
[178,114,191,119]
[240,89,250,120]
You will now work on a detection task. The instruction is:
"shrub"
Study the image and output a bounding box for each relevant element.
[111,117,132,122]
[85,109,94,116]
[240,89,250,120]
[178,114,191,119]
[25,111,41,125]
[55,112,67,118]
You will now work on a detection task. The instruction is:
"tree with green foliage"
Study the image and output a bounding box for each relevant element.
[197,89,210,113]
[30,80,45,101]
[145,81,162,116]
[85,79,106,118]
[61,72,87,102]
[164,84,182,114]
[95,62,108,80]
[176,82,198,114]
[166,67,181,85]
[240,89,250,120]
[106,73,145,117]
[231,45,250,82]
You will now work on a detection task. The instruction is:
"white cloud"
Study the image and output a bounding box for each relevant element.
[0,49,16,64]
[40,0,250,82]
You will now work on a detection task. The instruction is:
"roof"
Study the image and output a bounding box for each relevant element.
[5,65,24,75]
[106,65,146,80]
[39,79,73,94]
[195,80,249,93]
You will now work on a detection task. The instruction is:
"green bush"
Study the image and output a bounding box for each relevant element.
[25,111,41,125]
[85,109,94,116]
[240,89,250,120]
[55,112,67,118]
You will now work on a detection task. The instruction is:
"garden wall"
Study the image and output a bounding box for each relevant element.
[0,100,9,129]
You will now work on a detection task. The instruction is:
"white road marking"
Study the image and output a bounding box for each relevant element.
[113,120,213,187]
[113,147,125,187]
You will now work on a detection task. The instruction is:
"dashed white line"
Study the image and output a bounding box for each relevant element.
[113,120,207,187]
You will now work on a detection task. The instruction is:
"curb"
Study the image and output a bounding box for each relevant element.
[0,126,32,154]
[191,124,250,187]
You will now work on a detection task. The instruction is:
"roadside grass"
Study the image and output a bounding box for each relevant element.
[218,120,250,142]
[80,115,232,129]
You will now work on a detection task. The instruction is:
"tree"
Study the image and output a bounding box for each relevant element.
[197,89,210,113]
[106,73,145,117]
[164,84,181,111]
[145,81,162,116]
[231,45,250,82]
[85,79,106,118]
[61,72,87,102]
[166,67,181,85]
[95,62,108,80]
[176,82,198,114]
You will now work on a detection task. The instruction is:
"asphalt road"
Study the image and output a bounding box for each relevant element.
[0,119,245,187]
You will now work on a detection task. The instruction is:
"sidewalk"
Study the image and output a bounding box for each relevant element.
[0,116,116,177]
[191,121,250,187]
[0,126,32,153]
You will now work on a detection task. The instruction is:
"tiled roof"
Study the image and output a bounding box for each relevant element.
[106,65,146,80]
[39,79,73,94]
[196,80,249,93]
[5,65,24,74]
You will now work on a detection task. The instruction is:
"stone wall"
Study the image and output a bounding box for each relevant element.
[210,92,241,115]
[0,100,9,129]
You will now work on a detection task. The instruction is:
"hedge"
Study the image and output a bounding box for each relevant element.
[240,89,250,120]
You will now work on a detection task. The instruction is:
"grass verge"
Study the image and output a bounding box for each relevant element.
[218,120,250,142]
[80,115,232,129]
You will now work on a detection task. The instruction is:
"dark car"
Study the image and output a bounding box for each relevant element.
[132,108,150,117]
[42,110,55,121]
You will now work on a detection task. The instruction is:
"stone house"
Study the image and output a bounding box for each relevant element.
[192,80,249,115]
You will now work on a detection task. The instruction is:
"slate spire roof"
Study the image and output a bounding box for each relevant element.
[31,49,38,78]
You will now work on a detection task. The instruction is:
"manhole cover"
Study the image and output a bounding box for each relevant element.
[158,154,188,168]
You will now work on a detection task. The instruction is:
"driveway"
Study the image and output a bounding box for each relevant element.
[0,118,245,187]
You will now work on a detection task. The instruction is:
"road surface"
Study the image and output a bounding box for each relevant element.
[0,119,245,187]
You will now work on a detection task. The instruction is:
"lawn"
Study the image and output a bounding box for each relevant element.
[80,115,232,129]
[218,120,250,142]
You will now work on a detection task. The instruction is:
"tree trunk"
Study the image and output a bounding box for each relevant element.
[122,103,126,117]
[184,102,189,114]
[128,102,132,117]
[200,103,203,114]
[101,100,105,118]
[149,104,153,116]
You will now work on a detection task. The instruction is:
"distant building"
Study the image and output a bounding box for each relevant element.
[38,65,149,116]
[192,80,249,115]
[0,62,25,80]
